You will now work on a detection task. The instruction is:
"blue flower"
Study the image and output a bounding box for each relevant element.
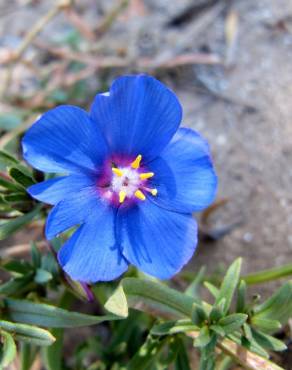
[22,75,217,282]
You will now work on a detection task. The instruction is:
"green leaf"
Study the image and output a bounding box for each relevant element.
[209,300,225,323]
[243,264,292,285]
[240,335,270,359]
[0,320,55,346]
[174,338,191,370]
[251,317,281,333]
[236,280,246,312]
[204,281,219,299]
[251,328,287,352]
[34,269,53,284]
[2,192,29,203]
[42,329,63,370]
[194,326,211,348]
[127,336,166,370]
[209,324,225,337]
[216,258,242,314]
[151,319,195,336]
[9,167,35,188]
[191,303,207,326]
[0,150,19,167]
[218,313,247,335]
[0,204,42,240]
[199,355,215,370]
[0,330,17,367]
[104,284,128,318]
[1,259,32,275]
[31,242,41,268]
[20,343,37,370]
[253,281,292,325]
[185,266,206,298]
[105,278,195,319]
[5,298,119,328]
[0,176,23,191]
[0,274,34,296]
[243,323,253,341]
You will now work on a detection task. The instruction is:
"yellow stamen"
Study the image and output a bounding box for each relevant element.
[134,189,146,201]
[131,154,142,169]
[112,167,123,177]
[139,172,154,180]
[119,190,126,203]
[150,188,158,196]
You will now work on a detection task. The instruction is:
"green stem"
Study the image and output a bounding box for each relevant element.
[20,343,32,370]
[242,264,292,285]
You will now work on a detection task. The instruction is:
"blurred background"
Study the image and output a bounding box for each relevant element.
[0,0,292,281]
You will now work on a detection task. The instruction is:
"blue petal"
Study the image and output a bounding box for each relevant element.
[90,75,182,161]
[118,201,197,279]
[58,207,128,282]
[148,128,217,213]
[45,187,102,239]
[22,105,108,174]
[28,174,95,205]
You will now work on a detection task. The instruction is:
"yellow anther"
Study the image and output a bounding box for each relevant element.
[112,167,123,177]
[131,154,142,169]
[140,172,154,180]
[134,189,146,201]
[119,190,127,203]
[150,188,158,196]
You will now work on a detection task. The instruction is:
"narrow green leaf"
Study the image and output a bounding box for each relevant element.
[185,266,206,298]
[174,338,191,370]
[42,329,63,370]
[216,258,242,314]
[191,303,207,326]
[31,242,41,268]
[240,335,270,359]
[253,281,292,325]
[194,326,211,348]
[199,355,215,370]
[215,355,233,370]
[0,204,42,240]
[243,264,292,285]
[209,324,225,337]
[251,317,282,333]
[5,298,119,328]
[204,281,219,299]
[127,336,166,370]
[0,176,23,191]
[236,280,246,312]
[1,260,32,275]
[20,343,37,370]
[243,323,253,341]
[151,319,195,336]
[104,284,128,318]
[251,328,287,352]
[3,192,29,203]
[0,320,55,346]
[0,330,17,367]
[0,274,34,296]
[209,301,225,323]
[9,167,35,188]
[0,150,19,167]
[218,313,247,335]
[105,278,195,319]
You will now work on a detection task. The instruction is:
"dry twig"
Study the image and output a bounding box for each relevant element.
[0,0,73,99]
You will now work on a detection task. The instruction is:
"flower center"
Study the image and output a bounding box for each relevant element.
[111,154,157,204]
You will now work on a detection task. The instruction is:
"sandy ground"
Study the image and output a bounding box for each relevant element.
[0,0,292,278]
